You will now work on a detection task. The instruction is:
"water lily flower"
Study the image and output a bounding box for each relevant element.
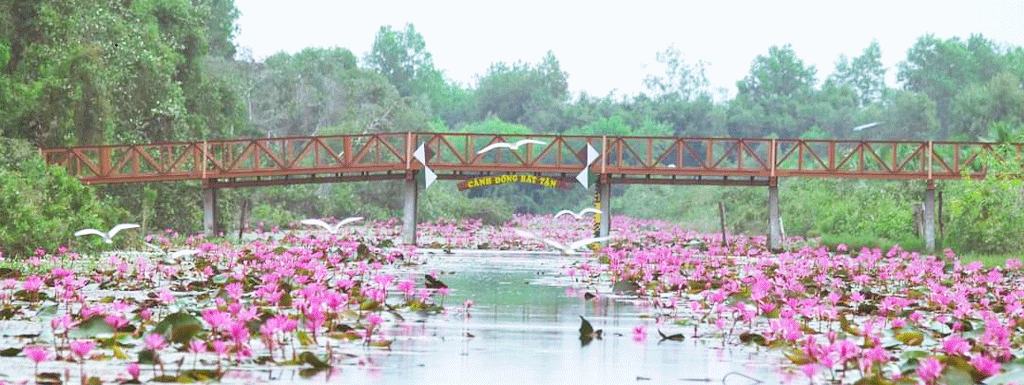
[69,340,95,361]
[127,362,140,379]
[917,357,943,383]
[144,333,166,351]
[632,325,647,342]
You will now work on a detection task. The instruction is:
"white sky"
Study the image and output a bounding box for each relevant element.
[234,0,1024,99]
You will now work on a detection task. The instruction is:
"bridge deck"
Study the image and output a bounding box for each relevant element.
[40,132,1020,187]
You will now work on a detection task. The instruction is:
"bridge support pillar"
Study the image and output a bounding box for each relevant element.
[924,181,936,253]
[202,186,218,238]
[768,178,782,252]
[402,174,418,245]
[599,177,611,241]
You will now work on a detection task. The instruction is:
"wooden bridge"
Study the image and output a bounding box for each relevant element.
[41,132,1022,251]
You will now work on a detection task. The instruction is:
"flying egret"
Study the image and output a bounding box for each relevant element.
[145,242,201,263]
[476,139,546,155]
[554,208,603,220]
[542,237,611,255]
[74,223,140,244]
[300,217,364,234]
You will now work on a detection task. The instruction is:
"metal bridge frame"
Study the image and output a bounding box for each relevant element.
[41,132,1022,251]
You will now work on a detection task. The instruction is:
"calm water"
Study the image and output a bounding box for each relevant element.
[263,252,798,385]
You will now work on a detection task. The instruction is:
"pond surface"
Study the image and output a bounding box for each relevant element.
[254,252,798,385]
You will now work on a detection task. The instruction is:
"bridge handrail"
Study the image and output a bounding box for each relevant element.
[39,132,1023,185]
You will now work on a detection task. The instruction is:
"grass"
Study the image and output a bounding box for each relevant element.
[959,252,1023,268]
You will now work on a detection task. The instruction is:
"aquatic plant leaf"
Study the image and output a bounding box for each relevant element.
[839,314,861,336]
[895,330,924,346]
[36,304,58,317]
[424,274,448,289]
[153,311,204,344]
[940,366,974,385]
[112,345,128,359]
[658,330,685,341]
[211,274,228,284]
[138,349,156,365]
[983,369,1024,385]
[299,367,329,378]
[36,372,61,385]
[612,280,640,295]
[0,347,20,356]
[69,314,115,338]
[783,349,814,365]
[579,315,594,336]
[852,374,895,385]
[738,332,767,346]
[299,351,332,368]
[296,330,314,346]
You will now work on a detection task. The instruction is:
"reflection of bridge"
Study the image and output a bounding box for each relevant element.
[41,132,1022,251]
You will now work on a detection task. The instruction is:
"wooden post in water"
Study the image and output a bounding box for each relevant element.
[924,180,936,253]
[202,185,218,238]
[718,201,729,250]
[237,200,249,242]
[402,173,419,245]
[767,177,782,251]
[598,177,611,243]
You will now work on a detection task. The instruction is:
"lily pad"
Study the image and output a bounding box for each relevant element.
[152,311,204,344]
[69,314,115,338]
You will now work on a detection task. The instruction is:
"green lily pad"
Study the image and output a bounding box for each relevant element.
[69,314,115,338]
[299,351,331,368]
[153,311,204,345]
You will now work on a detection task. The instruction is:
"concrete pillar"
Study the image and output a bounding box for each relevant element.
[599,178,611,239]
[402,174,418,245]
[924,180,936,253]
[202,187,218,238]
[768,178,782,251]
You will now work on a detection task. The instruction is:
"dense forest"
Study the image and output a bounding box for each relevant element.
[1,0,1022,256]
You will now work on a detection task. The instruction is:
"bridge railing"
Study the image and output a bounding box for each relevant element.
[40,132,1022,185]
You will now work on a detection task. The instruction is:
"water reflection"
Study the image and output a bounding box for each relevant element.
[249,253,794,385]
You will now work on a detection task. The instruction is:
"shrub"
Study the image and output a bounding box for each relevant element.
[0,138,124,257]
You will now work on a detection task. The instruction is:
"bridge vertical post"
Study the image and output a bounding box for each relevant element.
[768,177,782,252]
[402,173,418,245]
[202,185,218,238]
[924,180,936,253]
[599,175,611,241]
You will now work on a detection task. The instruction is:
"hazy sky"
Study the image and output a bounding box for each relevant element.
[234,0,1023,98]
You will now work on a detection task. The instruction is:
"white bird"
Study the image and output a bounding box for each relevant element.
[555,208,603,220]
[145,242,201,262]
[542,237,612,255]
[513,229,610,255]
[74,223,140,244]
[300,217,364,234]
[476,139,547,155]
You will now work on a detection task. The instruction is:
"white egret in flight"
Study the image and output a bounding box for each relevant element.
[74,223,140,244]
[476,139,547,155]
[554,208,603,220]
[300,217,364,234]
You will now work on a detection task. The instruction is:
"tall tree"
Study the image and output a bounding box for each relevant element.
[473,51,569,132]
[363,24,443,99]
[827,40,887,106]
[897,34,1010,137]
[729,45,817,138]
[643,45,710,101]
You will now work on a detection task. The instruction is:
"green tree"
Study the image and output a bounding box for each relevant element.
[363,24,443,99]
[473,51,569,132]
[729,45,818,138]
[951,71,1024,140]
[828,40,888,106]
[643,45,710,101]
[898,34,1011,138]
